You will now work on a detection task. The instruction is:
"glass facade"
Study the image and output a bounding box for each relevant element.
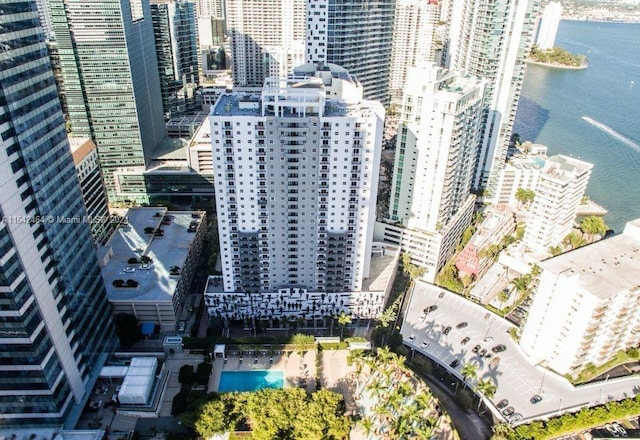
[150,0,201,120]
[307,0,395,104]
[0,0,117,427]
[47,0,167,202]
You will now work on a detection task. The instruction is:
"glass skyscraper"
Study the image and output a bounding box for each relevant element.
[46,0,167,202]
[0,0,117,427]
[150,0,201,120]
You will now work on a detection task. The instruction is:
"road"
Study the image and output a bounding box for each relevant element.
[401,281,640,425]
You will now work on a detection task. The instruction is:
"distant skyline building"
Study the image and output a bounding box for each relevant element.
[378,63,486,281]
[306,0,395,103]
[195,0,225,18]
[443,0,538,197]
[207,63,390,321]
[46,0,168,202]
[388,0,440,104]
[0,1,116,427]
[535,1,562,50]
[227,0,305,87]
[520,219,640,376]
[150,0,202,120]
[522,154,593,253]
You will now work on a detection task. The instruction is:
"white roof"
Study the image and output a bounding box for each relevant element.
[118,357,157,404]
[99,366,129,378]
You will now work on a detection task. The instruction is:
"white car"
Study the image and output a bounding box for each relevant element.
[421,340,430,349]
[612,422,627,437]
[483,336,494,343]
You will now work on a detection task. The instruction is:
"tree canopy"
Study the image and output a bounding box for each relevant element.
[529,45,588,67]
[113,313,141,347]
[515,188,536,206]
[581,216,608,239]
[184,388,351,439]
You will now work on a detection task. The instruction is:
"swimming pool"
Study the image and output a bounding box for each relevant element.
[218,370,284,392]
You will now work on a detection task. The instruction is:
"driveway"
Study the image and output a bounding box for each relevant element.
[401,281,640,425]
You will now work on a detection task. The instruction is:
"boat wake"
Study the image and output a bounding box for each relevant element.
[581,116,640,153]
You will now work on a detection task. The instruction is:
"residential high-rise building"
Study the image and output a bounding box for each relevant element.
[522,154,592,253]
[226,0,305,87]
[494,144,548,206]
[0,1,116,427]
[306,0,395,103]
[443,0,538,197]
[46,0,168,202]
[520,219,640,376]
[207,63,387,320]
[535,1,562,50]
[150,0,201,120]
[388,0,440,104]
[69,137,114,245]
[378,63,486,281]
[195,0,225,18]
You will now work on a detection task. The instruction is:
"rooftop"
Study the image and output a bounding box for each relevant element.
[542,154,593,183]
[99,207,204,303]
[68,136,96,165]
[212,93,371,119]
[541,218,640,299]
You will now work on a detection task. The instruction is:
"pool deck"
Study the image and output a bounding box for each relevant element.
[209,350,317,394]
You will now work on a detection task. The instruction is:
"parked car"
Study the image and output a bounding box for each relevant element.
[492,344,507,353]
[612,422,628,437]
[501,406,515,417]
[409,334,416,341]
[496,399,509,410]
[479,348,487,357]
[424,305,438,314]
[439,291,445,299]
[450,359,460,368]
[484,336,494,343]
[509,413,523,423]
[421,340,430,349]
[456,322,468,329]
[484,352,493,359]
[460,337,471,345]
[443,326,452,335]
[605,423,621,437]
[489,357,501,367]
[472,344,481,353]
[530,394,543,404]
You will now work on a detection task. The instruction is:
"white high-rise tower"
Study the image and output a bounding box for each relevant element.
[444,0,538,198]
[381,63,486,281]
[227,0,305,87]
[388,0,440,104]
[535,1,562,50]
[207,63,386,321]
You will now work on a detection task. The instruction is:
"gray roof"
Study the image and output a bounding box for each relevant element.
[100,208,204,303]
[540,219,640,299]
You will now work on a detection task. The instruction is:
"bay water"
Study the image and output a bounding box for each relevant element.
[514,20,640,233]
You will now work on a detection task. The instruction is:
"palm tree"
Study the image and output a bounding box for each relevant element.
[414,424,435,439]
[475,379,497,411]
[367,378,385,399]
[360,416,375,439]
[415,391,433,412]
[337,311,352,339]
[460,363,478,387]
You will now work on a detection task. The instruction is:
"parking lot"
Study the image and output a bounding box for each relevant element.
[401,281,640,425]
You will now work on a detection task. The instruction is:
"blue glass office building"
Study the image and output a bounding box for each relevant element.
[0,0,117,427]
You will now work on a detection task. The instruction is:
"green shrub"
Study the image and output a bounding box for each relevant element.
[179,365,194,385]
[195,362,212,385]
[172,389,189,415]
